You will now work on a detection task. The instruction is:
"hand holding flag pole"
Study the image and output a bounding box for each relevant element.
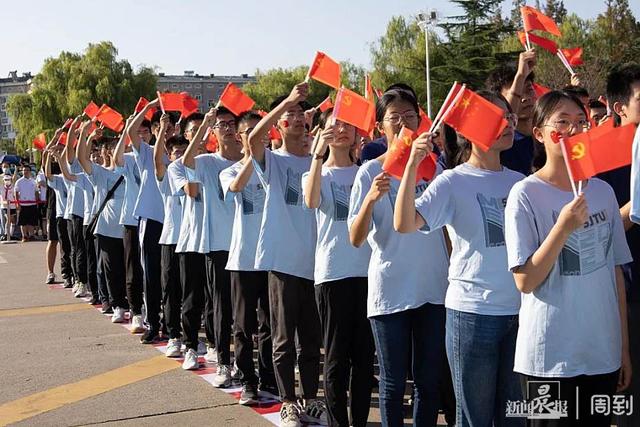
[552,131,579,197]
[156,91,166,114]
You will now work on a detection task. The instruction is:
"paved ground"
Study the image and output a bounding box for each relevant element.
[0,240,442,426]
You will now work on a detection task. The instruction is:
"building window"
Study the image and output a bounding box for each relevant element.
[207,100,215,107]
[195,94,202,101]
[194,84,201,89]
[207,84,214,88]
[185,83,192,89]
[171,83,178,89]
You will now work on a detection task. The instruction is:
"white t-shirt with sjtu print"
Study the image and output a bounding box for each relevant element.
[302,165,371,284]
[415,163,525,315]
[185,153,236,253]
[348,159,449,318]
[220,160,266,272]
[505,175,633,378]
[252,149,316,281]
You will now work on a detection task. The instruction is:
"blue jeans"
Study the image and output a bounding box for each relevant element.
[446,309,523,427]
[370,302,446,427]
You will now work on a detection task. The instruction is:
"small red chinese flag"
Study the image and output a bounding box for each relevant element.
[94,104,125,133]
[218,83,255,116]
[257,110,282,140]
[442,85,508,151]
[518,31,558,54]
[32,133,46,151]
[532,83,551,99]
[382,126,437,182]
[205,131,218,153]
[560,48,583,66]
[135,97,157,121]
[59,132,68,146]
[318,96,333,112]
[307,51,341,90]
[415,108,433,136]
[83,101,100,119]
[62,118,73,130]
[180,92,200,118]
[365,74,374,101]
[157,92,184,113]
[521,6,562,37]
[333,87,375,132]
[564,123,636,181]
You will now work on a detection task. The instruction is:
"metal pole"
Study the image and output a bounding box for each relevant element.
[425,23,432,118]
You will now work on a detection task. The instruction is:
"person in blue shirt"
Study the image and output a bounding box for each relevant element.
[394,91,525,427]
[485,51,537,176]
[125,102,170,344]
[602,62,640,427]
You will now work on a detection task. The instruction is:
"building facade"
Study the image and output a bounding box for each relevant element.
[156,71,255,112]
[0,71,32,141]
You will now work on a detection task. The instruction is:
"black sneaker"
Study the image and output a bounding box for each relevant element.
[239,383,259,406]
[101,304,113,314]
[140,329,160,344]
[89,297,101,305]
[258,383,279,398]
[63,278,73,288]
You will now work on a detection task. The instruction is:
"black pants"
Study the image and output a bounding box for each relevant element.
[180,252,208,350]
[83,225,98,299]
[66,219,78,280]
[97,235,127,309]
[70,215,87,284]
[316,277,375,427]
[140,218,163,332]
[232,270,275,388]
[123,225,144,315]
[161,244,182,339]
[94,235,109,304]
[56,217,73,280]
[269,271,321,402]
[206,251,232,365]
[520,370,619,427]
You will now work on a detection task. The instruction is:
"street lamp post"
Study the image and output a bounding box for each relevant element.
[418,10,438,118]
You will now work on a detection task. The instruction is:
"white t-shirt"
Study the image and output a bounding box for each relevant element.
[47,175,68,218]
[220,160,265,272]
[63,159,85,218]
[630,125,639,224]
[132,142,164,223]
[415,163,524,315]
[348,159,449,317]
[87,164,125,239]
[157,162,183,246]
[36,171,47,202]
[173,160,206,254]
[505,175,632,377]
[302,165,371,284]
[74,173,94,226]
[119,153,141,227]
[252,149,316,280]
[14,177,37,206]
[185,153,236,253]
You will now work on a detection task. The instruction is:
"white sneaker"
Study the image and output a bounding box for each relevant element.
[182,348,199,370]
[204,345,218,363]
[212,364,232,388]
[165,338,182,358]
[74,282,88,298]
[130,315,146,334]
[279,401,302,427]
[71,281,80,294]
[111,307,125,323]
[231,361,241,381]
[302,398,328,425]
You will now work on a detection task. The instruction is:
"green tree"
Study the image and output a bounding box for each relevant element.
[509,0,527,26]
[7,41,157,154]
[545,0,568,23]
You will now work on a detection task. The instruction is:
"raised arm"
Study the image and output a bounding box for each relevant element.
[154,113,171,180]
[183,108,216,170]
[394,133,433,232]
[114,116,135,168]
[65,115,83,164]
[349,171,390,247]
[78,121,101,175]
[512,194,588,293]
[58,151,77,183]
[505,50,536,115]
[249,82,308,166]
[303,127,332,209]
[126,98,160,152]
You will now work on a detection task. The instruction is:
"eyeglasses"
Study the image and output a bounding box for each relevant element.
[383,112,419,125]
[238,127,255,135]
[214,121,236,130]
[543,119,590,134]
[281,112,305,121]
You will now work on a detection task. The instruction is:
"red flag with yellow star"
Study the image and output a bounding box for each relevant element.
[564,123,635,181]
[383,126,437,182]
[521,6,562,37]
[307,51,341,89]
[442,86,508,151]
[218,83,255,116]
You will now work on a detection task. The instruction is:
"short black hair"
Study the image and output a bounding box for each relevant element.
[384,83,417,101]
[588,99,607,110]
[562,85,589,100]
[532,90,588,130]
[375,88,419,122]
[215,106,238,124]
[486,63,535,93]
[606,62,640,112]
[140,119,151,132]
[150,110,179,126]
[237,111,262,128]
[166,135,189,152]
[182,112,204,133]
[269,95,311,112]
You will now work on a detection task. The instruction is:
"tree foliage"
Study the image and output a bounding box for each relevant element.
[7,41,156,154]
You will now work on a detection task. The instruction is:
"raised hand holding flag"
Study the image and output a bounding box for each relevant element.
[305,51,341,89]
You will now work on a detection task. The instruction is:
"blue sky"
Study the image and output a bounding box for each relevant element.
[2,0,638,77]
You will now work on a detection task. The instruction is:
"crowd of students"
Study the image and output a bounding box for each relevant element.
[30,53,640,427]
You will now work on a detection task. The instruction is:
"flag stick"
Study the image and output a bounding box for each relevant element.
[428,82,460,133]
[430,83,466,134]
[525,31,532,51]
[332,87,344,127]
[309,131,322,155]
[558,135,579,197]
[156,91,165,114]
[556,51,575,75]
[578,180,583,195]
